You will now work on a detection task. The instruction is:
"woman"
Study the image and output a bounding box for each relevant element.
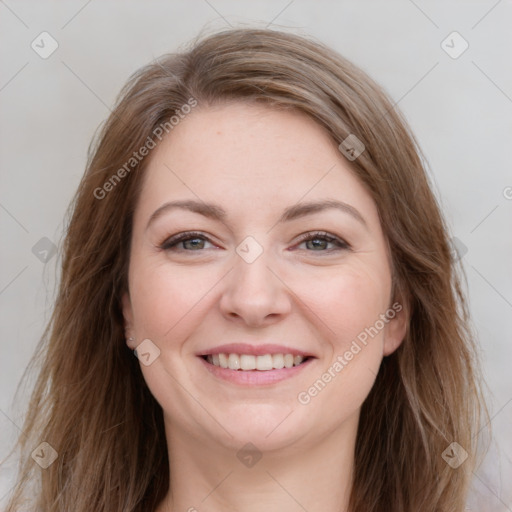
[4,28,487,511]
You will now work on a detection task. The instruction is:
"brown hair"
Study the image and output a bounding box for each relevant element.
[3,28,487,511]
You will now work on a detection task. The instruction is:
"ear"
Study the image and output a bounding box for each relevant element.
[382,299,408,357]
[121,292,137,350]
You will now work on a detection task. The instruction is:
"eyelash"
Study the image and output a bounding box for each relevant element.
[159,230,350,253]
[294,231,350,252]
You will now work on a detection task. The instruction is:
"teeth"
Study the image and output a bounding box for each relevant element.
[240,354,256,370]
[228,353,241,370]
[272,353,284,369]
[284,354,294,368]
[206,353,306,371]
[219,353,228,368]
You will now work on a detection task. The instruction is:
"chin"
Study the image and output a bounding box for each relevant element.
[212,405,306,451]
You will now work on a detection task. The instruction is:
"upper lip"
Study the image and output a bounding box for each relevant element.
[197,343,316,358]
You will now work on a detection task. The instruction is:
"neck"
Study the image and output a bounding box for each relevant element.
[156,413,358,512]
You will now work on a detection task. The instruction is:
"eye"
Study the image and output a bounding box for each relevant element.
[160,231,215,251]
[159,230,350,254]
[294,231,350,252]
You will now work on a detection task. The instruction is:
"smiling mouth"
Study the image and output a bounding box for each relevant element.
[201,353,312,371]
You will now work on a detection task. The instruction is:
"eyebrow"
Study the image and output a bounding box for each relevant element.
[146,198,368,231]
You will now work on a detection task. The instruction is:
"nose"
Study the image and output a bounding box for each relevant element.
[219,252,292,327]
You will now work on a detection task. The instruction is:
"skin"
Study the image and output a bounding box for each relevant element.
[122,102,407,512]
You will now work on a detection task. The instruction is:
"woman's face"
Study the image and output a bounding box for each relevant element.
[122,102,406,453]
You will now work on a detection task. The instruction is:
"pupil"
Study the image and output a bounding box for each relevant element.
[307,239,326,250]
[185,238,203,250]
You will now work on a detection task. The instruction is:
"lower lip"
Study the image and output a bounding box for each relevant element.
[198,356,314,386]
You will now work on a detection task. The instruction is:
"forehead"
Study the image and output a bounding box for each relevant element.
[135,102,380,229]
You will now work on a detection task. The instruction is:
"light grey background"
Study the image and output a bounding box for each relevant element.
[1,1,511,510]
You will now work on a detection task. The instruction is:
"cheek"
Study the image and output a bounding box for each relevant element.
[290,264,391,351]
[129,257,218,340]
[294,268,389,418]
